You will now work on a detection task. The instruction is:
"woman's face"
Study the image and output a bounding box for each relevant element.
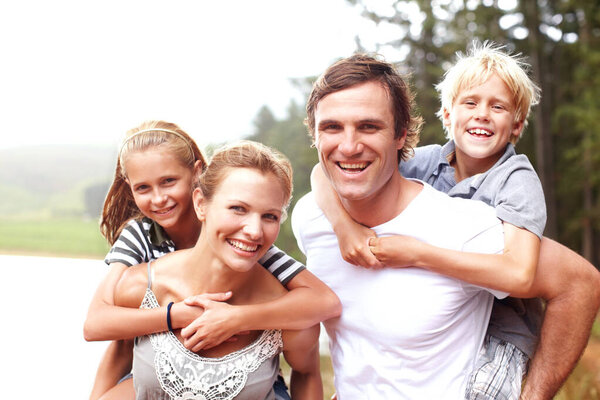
[196,167,286,273]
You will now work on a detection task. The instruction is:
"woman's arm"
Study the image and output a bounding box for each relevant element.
[282,324,323,400]
[181,269,341,352]
[84,262,219,341]
[311,163,382,268]
[369,222,540,296]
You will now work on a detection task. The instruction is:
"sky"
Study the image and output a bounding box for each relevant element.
[0,0,406,151]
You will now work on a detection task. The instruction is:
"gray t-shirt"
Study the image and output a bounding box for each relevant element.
[401,141,546,357]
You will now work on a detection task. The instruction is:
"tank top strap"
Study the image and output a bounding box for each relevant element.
[147,260,154,290]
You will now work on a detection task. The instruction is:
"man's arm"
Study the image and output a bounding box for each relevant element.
[520,237,600,400]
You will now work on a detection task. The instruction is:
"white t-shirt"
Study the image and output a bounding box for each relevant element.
[292,182,506,399]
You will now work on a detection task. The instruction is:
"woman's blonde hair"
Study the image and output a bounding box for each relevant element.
[100,120,206,244]
[436,41,541,144]
[198,140,293,220]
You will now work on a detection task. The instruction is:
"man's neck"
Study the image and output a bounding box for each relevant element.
[341,172,423,228]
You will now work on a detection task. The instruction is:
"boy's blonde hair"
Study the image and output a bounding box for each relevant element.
[436,41,541,144]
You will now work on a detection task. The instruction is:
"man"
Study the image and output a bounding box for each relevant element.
[291,54,600,398]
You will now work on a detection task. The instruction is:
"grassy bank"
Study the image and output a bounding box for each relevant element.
[0,217,108,258]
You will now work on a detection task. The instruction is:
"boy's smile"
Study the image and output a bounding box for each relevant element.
[444,73,523,180]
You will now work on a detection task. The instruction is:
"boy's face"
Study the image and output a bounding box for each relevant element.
[444,73,523,172]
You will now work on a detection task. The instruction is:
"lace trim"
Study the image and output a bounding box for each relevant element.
[141,289,283,400]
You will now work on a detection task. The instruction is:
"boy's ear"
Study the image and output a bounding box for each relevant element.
[512,120,524,138]
[442,108,452,127]
[192,188,207,221]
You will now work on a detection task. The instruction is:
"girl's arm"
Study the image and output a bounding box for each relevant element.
[311,164,383,268]
[84,262,225,341]
[369,222,540,296]
[181,269,341,352]
[282,324,323,400]
[88,340,133,400]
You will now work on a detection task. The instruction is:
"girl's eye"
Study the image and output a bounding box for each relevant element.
[163,177,177,185]
[135,185,149,192]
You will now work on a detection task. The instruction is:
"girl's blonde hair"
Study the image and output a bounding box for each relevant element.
[198,140,293,220]
[436,41,541,144]
[100,120,206,245]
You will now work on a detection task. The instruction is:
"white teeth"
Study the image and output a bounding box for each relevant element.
[227,239,258,252]
[467,128,493,136]
[339,162,368,170]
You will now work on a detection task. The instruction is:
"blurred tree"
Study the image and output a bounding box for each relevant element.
[246,98,318,262]
[345,0,600,264]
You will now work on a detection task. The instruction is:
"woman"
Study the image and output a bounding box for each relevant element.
[113,140,323,399]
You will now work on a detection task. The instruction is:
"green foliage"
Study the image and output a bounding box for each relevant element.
[0,217,109,258]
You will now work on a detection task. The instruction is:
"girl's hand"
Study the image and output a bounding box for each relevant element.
[180,292,241,352]
[336,222,383,269]
[368,235,420,267]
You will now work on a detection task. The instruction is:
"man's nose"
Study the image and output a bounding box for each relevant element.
[338,129,364,156]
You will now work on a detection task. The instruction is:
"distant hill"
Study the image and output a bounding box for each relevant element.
[0,145,116,218]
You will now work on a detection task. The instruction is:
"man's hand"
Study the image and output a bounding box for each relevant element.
[180,292,242,352]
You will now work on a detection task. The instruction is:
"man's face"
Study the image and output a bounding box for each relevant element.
[314,81,404,203]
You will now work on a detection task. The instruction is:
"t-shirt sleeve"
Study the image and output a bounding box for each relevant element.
[258,244,306,286]
[461,214,508,299]
[104,220,148,267]
[494,158,546,239]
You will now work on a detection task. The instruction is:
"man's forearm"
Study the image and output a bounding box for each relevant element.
[520,238,600,399]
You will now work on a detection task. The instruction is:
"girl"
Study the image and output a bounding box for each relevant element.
[115,140,322,399]
[84,121,340,399]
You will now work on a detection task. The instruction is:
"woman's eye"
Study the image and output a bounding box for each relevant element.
[230,205,245,213]
[263,213,280,222]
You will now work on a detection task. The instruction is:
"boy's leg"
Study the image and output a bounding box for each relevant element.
[466,334,528,400]
[89,339,134,400]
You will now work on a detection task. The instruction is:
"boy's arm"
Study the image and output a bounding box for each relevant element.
[520,237,600,400]
[369,222,540,296]
[88,340,133,400]
[84,262,217,341]
[283,324,323,400]
[311,164,383,268]
[180,269,341,352]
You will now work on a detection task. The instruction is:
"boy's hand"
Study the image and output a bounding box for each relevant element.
[368,236,419,267]
[180,292,241,352]
[336,222,383,269]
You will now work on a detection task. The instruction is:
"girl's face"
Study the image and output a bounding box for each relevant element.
[195,168,286,273]
[124,149,196,231]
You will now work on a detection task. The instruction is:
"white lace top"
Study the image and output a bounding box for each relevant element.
[132,268,283,400]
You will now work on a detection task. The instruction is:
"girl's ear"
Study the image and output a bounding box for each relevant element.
[193,188,207,221]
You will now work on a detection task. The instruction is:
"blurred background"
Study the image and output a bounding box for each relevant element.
[1,0,598,398]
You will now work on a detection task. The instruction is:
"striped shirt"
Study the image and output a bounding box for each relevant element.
[105,217,305,286]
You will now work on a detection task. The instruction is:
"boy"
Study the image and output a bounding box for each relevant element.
[312,42,594,399]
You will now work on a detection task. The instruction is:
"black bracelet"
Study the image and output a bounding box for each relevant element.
[166,301,174,332]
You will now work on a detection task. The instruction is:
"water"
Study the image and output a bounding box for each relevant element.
[0,255,108,398]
